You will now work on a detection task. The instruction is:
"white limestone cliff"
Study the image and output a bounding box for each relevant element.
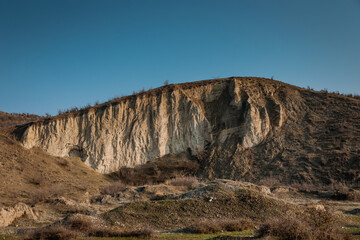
[20,78,293,173]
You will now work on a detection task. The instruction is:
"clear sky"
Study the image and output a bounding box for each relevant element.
[1,0,359,115]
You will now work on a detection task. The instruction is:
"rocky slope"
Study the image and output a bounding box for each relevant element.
[13,77,360,185]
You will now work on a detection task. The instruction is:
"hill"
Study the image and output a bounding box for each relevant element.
[0,111,43,128]
[11,77,360,186]
[0,129,108,207]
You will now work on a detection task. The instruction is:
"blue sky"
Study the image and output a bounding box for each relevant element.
[1,0,359,115]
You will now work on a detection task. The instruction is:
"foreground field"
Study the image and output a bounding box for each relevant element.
[0,130,360,239]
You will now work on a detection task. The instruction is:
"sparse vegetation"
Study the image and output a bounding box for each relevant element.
[109,153,199,186]
[24,225,80,240]
[166,176,199,186]
[88,227,154,238]
[65,214,95,233]
[0,111,43,128]
[186,220,222,234]
[24,217,154,239]
[187,218,255,233]
[2,77,360,240]
[259,177,281,188]
[31,184,65,203]
[257,210,354,240]
[100,181,127,195]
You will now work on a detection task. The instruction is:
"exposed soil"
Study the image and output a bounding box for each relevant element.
[0,129,109,207]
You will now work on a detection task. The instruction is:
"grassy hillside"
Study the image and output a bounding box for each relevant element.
[0,111,43,128]
[0,129,109,207]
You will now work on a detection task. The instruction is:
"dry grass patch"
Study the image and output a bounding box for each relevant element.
[259,177,282,188]
[257,210,354,240]
[31,184,65,203]
[186,218,255,234]
[100,181,127,195]
[24,225,80,240]
[24,214,154,239]
[88,228,154,238]
[109,153,199,186]
[166,176,199,186]
[64,214,95,233]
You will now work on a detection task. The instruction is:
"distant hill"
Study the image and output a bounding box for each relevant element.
[0,111,43,128]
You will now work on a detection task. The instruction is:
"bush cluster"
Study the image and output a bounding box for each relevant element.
[257,210,353,240]
[24,214,154,240]
[186,218,254,234]
[109,153,199,186]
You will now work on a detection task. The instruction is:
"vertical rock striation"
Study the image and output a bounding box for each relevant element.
[19,77,297,173]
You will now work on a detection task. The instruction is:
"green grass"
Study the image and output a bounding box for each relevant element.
[157,230,254,239]
[343,226,360,234]
[0,235,18,240]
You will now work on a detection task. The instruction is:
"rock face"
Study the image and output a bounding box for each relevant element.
[0,203,37,227]
[19,78,289,173]
[16,77,360,184]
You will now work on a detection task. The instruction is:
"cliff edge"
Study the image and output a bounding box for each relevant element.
[15,77,360,185]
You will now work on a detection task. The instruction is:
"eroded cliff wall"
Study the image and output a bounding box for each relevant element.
[20,77,296,173]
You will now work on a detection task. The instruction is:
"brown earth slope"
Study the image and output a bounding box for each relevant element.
[200,83,360,185]
[11,77,360,186]
[0,129,109,207]
[0,111,43,128]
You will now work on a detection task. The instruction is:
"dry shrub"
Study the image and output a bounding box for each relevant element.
[328,183,360,201]
[166,176,198,186]
[87,227,123,237]
[100,181,127,195]
[259,177,281,188]
[109,153,199,186]
[88,227,154,238]
[291,181,358,200]
[25,215,154,239]
[330,182,350,200]
[348,190,360,201]
[219,219,255,232]
[291,182,319,192]
[305,209,335,229]
[31,184,65,202]
[258,217,312,240]
[116,228,154,238]
[257,212,353,240]
[187,218,254,233]
[65,214,94,232]
[24,226,80,240]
